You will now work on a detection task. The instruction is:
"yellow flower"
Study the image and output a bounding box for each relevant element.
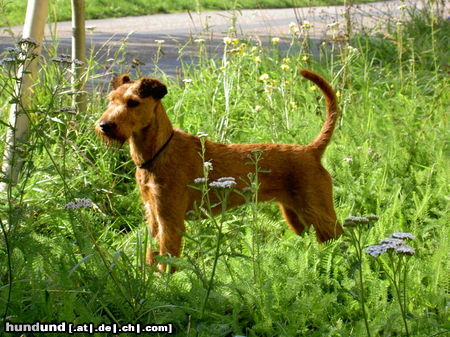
[302,20,312,29]
[271,37,280,44]
[302,55,309,62]
[223,37,232,44]
[289,101,298,110]
[289,22,300,34]
[259,73,270,82]
[281,64,290,71]
[282,57,291,63]
[231,38,239,46]
[289,22,298,29]
[254,105,263,112]
[254,56,261,63]
[309,85,317,91]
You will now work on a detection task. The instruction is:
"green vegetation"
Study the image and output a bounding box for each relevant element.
[2,0,379,27]
[0,3,449,337]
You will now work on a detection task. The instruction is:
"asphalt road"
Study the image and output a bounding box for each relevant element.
[0,0,447,77]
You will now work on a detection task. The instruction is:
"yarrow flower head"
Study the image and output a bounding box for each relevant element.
[365,244,388,258]
[197,132,209,138]
[280,64,290,71]
[194,38,205,44]
[209,177,236,189]
[155,39,165,44]
[51,54,74,65]
[365,232,416,258]
[366,215,379,222]
[18,37,39,48]
[183,78,193,83]
[394,244,415,255]
[390,232,416,240]
[344,216,370,227]
[65,198,93,210]
[0,57,17,66]
[380,238,405,247]
[55,106,76,114]
[204,161,213,170]
[194,177,207,184]
[271,37,280,44]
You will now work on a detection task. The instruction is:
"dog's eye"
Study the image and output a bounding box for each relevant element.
[127,99,140,108]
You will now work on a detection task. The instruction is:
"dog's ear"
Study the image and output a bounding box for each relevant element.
[111,74,132,89]
[137,78,168,100]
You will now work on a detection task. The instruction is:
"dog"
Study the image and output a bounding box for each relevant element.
[96,69,343,272]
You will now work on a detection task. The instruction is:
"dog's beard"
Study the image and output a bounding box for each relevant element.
[95,126,127,147]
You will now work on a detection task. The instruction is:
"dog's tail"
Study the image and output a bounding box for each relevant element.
[300,70,339,158]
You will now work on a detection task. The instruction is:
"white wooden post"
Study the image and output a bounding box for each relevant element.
[71,0,86,112]
[0,0,48,191]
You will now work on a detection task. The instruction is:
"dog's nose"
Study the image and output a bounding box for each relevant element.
[99,121,116,133]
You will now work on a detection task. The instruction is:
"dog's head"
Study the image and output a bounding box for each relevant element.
[95,74,167,144]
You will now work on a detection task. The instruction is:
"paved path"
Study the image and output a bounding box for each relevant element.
[0,0,447,76]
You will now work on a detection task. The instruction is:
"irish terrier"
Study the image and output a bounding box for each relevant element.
[96,69,343,272]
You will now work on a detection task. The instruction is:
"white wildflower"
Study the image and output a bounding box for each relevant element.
[209,177,236,189]
[194,177,207,184]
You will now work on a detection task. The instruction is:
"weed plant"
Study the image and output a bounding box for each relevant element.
[0,4,449,337]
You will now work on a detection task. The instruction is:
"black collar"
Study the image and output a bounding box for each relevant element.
[138,131,175,169]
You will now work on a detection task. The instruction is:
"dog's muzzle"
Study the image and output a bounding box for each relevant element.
[99,121,116,134]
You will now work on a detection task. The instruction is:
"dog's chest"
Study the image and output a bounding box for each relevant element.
[136,170,160,198]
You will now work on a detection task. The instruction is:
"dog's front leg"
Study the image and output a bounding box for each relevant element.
[144,203,160,266]
[156,216,186,273]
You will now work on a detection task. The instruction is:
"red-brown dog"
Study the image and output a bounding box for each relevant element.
[96,69,343,272]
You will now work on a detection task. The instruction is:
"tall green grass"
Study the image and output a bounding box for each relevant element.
[0,4,449,337]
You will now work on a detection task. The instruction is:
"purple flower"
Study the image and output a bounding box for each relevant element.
[65,198,93,209]
[380,238,404,247]
[365,244,389,258]
[394,244,415,255]
[344,216,369,227]
[366,215,379,222]
[390,232,416,240]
